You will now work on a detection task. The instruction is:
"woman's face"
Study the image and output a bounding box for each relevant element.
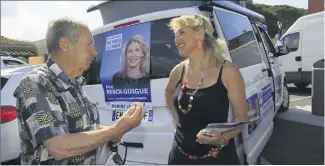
[126,41,143,69]
[174,26,199,57]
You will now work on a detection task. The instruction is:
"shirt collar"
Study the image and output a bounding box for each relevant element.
[46,58,84,86]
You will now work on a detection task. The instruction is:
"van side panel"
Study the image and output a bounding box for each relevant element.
[280,12,325,84]
[301,15,324,82]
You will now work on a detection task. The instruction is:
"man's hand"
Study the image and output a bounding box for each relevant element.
[111,138,122,147]
[113,102,146,136]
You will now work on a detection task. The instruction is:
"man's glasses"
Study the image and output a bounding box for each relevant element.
[109,142,128,165]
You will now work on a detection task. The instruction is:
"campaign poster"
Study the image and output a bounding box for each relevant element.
[99,22,153,121]
[247,93,261,136]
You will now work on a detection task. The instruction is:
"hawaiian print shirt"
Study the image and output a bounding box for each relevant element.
[13,59,100,165]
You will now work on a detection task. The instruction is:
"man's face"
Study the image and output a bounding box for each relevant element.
[68,27,97,76]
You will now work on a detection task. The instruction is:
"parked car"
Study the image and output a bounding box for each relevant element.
[276,11,324,88]
[1,56,28,69]
[84,0,290,165]
[1,64,42,163]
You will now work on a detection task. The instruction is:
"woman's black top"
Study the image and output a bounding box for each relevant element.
[112,71,149,88]
[173,61,237,157]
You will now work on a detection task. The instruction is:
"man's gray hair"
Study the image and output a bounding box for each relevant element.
[46,17,88,56]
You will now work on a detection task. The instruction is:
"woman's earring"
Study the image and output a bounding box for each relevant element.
[197,40,203,50]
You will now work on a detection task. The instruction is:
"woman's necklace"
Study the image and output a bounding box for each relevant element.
[177,70,206,114]
[127,70,142,79]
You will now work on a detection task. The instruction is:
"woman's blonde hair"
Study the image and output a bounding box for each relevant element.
[168,14,225,64]
[121,35,150,76]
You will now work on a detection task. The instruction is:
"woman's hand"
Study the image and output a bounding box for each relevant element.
[196,129,228,146]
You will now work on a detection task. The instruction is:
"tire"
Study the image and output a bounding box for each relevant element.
[278,82,290,112]
[294,83,309,89]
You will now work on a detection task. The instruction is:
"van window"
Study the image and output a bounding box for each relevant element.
[83,33,105,85]
[84,17,184,85]
[3,60,25,66]
[150,18,184,79]
[1,77,8,89]
[281,32,300,52]
[214,9,263,68]
[257,26,275,56]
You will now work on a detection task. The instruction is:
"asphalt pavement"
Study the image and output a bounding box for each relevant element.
[261,84,324,165]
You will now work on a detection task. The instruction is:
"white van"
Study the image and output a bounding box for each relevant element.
[83,1,290,165]
[277,11,324,88]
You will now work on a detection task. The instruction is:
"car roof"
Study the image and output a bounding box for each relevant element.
[1,56,28,66]
[1,56,26,61]
[1,64,42,77]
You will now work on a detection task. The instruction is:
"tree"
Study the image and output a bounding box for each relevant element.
[246,0,307,37]
[274,5,306,35]
[246,0,279,38]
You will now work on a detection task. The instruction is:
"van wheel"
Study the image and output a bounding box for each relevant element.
[294,83,309,89]
[279,83,290,112]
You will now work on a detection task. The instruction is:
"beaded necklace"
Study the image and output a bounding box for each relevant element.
[174,133,230,160]
[177,70,206,114]
[176,141,227,160]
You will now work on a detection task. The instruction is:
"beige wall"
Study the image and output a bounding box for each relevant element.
[29,56,45,64]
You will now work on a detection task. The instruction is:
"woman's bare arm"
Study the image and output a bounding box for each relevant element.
[222,62,247,140]
[164,63,184,126]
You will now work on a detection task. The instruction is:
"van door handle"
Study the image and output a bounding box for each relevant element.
[295,56,301,62]
[262,68,269,72]
[262,68,272,77]
[123,142,144,148]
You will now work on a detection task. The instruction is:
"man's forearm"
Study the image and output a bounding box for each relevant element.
[46,125,122,160]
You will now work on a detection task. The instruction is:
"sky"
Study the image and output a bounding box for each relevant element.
[1,1,103,42]
[1,0,309,42]
[253,0,308,9]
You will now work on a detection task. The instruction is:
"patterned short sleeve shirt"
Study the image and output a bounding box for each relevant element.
[14,59,100,165]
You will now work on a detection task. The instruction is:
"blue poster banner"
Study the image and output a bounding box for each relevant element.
[99,22,152,105]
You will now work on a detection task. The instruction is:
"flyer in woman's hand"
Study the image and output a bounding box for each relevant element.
[205,117,259,133]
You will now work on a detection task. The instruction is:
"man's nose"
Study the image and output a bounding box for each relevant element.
[90,46,97,57]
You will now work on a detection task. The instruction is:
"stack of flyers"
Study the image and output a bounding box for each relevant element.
[204,118,259,133]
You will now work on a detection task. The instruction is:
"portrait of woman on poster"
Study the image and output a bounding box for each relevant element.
[112,35,150,88]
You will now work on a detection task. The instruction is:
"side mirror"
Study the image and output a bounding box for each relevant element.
[275,45,290,57]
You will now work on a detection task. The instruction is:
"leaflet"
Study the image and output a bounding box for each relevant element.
[205,118,259,133]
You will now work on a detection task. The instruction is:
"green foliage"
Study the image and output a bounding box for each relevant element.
[274,5,307,35]
[31,44,40,56]
[246,0,307,38]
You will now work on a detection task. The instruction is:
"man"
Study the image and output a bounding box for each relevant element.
[13,17,145,165]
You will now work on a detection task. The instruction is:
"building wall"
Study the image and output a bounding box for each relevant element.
[308,0,324,14]
[29,56,45,64]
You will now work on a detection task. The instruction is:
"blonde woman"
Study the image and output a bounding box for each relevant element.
[165,14,247,164]
[112,35,150,88]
